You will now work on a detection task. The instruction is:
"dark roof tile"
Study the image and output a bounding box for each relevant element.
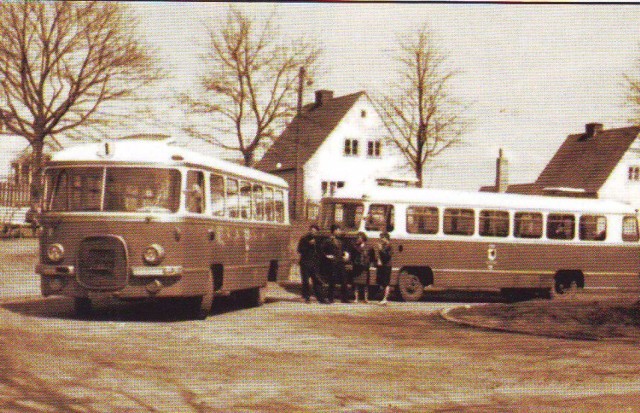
[534,125,640,193]
[256,91,365,172]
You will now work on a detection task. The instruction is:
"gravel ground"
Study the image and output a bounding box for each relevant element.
[0,239,639,412]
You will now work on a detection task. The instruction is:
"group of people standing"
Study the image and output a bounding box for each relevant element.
[297,223,393,305]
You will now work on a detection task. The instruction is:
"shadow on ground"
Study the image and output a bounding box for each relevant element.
[1,294,273,322]
[280,281,512,304]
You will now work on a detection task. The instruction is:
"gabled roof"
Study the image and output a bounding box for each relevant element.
[533,125,640,194]
[256,91,365,172]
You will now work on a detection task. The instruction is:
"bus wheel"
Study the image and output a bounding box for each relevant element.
[398,270,425,302]
[240,286,266,308]
[252,286,266,307]
[74,297,93,317]
[195,271,215,319]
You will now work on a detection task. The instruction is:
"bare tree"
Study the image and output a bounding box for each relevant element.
[376,27,469,187]
[0,2,162,203]
[181,7,322,167]
[624,58,640,123]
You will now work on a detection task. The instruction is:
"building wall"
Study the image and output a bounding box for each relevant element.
[600,138,640,208]
[302,96,408,210]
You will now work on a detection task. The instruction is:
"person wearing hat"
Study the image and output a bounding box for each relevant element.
[321,224,350,303]
[297,224,326,303]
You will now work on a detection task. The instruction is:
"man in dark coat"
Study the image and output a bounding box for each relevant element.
[321,224,349,303]
[297,224,325,303]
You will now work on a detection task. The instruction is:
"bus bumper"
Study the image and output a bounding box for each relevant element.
[37,264,186,297]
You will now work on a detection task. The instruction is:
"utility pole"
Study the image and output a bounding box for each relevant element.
[292,66,306,220]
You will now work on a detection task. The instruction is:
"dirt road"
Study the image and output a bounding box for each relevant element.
[1,239,639,412]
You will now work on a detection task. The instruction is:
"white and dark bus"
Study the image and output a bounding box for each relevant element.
[320,185,640,301]
[36,137,291,318]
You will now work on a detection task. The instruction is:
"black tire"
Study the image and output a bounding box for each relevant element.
[239,286,266,308]
[74,297,93,317]
[183,296,210,320]
[398,270,425,302]
[537,288,553,300]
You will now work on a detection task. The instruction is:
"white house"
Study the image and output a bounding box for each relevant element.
[257,90,411,221]
[482,123,640,210]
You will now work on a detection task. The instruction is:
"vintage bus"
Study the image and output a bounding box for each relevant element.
[35,137,291,318]
[320,185,640,301]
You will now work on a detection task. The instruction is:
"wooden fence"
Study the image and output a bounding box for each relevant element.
[0,181,30,207]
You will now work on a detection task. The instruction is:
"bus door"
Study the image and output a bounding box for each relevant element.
[365,204,398,282]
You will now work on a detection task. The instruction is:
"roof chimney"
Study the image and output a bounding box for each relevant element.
[495,148,509,193]
[315,90,334,106]
[583,123,603,140]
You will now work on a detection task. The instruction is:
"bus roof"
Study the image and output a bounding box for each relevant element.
[328,185,637,215]
[49,139,288,188]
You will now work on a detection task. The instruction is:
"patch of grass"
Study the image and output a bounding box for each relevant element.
[450,294,640,341]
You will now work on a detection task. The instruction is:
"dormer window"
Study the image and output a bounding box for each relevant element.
[367,140,381,158]
[344,139,359,156]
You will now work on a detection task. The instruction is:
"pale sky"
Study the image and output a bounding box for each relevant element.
[128,2,640,191]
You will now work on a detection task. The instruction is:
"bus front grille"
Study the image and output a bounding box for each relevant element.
[77,236,128,290]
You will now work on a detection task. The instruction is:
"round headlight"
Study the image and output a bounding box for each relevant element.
[143,244,165,265]
[46,243,64,263]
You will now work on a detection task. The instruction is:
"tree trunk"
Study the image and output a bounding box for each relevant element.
[415,160,424,188]
[29,138,45,209]
[242,150,254,167]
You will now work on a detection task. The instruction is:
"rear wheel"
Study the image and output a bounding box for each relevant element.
[74,297,93,317]
[398,270,425,302]
[238,286,266,308]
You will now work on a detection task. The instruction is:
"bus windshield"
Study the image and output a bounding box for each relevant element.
[321,201,364,231]
[45,167,181,213]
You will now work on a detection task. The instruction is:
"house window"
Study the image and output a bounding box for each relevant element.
[344,139,359,156]
[367,140,381,157]
[361,110,367,118]
[628,166,640,181]
[322,181,345,196]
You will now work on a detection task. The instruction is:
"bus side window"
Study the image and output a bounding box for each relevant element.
[622,216,639,242]
[210,173,225,217]
[186,171,205,214]
[514,212,542,238]
[264,187,275,221]
[443,208,475,236]
[239,181,252,219]
[226,178,239,218]
[274,190,285,223]
[406,206,438,234]
[366,204,394,232]
[253,184,264,221]
[479,210,509,237]
[547,213,575,240]
[579,215,606,241]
